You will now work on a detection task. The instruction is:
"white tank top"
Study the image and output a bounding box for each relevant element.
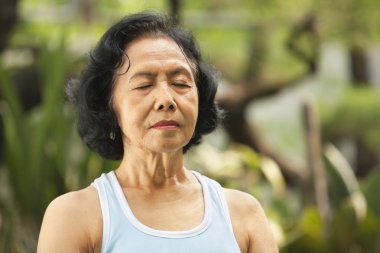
[92,171,241,253]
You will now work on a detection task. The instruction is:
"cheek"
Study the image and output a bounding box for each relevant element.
[117,98,151,135]
[181,94,199,132]
[112,96,132,131]
[189,92,199,119]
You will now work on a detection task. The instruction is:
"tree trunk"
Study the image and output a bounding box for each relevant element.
[302,95,331,228]
[0,0,19,52]
[350,46,369,84]
[168,0,181,25]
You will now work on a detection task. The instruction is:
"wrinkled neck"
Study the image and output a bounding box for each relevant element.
[115,146,191,189]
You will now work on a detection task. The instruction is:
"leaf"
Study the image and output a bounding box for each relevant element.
[324,143,367,221]
[301,206,324,239]
[260,157,286,197]
[0,63,23,120]
[361,167,380,220]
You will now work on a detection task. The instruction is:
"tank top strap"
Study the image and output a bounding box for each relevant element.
[91,171,241,253]
[91,173,116,252]
[191,171,235,235]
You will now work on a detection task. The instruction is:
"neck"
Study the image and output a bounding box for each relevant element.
[115,146,191,189]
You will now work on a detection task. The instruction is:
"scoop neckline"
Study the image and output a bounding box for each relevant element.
[108,170,212,238]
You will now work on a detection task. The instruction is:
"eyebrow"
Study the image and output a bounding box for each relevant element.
[129,67,193,83]
[167,67,193,80]
[129,72,157,82]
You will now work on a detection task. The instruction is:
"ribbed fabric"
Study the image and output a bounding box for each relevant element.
[91,171,241,253]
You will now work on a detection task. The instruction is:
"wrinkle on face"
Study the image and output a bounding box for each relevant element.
[111,35,198,156]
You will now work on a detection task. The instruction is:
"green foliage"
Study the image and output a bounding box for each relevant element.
[1,0,380,252]
[187,139,380,252]
[0,39,118,252]
[314,0,380,45]
[321,87,380,151]
[362,168,380,220]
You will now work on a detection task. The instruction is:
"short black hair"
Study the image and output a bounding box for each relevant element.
[67,12,223,160]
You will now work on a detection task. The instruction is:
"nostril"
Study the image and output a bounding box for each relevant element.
[158,105,164,110]
[169,104,174,110]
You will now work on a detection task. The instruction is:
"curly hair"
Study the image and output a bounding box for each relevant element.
[67,12,223,160]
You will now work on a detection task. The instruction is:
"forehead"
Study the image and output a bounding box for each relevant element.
[123,35,194,74]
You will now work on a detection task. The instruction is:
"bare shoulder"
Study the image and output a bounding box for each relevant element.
[223,188,263,215]
[223,188,278,253]
[44,186,99,217]
[37,186,102,253]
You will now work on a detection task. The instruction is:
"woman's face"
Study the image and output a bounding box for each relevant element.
[112,36,198,154]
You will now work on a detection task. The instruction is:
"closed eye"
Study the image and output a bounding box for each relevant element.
[135,84,153,90]
[173,82,191,88]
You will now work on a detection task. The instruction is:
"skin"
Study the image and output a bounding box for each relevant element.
[37,36,278,253]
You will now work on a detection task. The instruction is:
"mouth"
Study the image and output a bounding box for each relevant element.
[152,120,180,130]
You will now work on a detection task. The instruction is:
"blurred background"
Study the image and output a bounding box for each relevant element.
[1,0,380,252]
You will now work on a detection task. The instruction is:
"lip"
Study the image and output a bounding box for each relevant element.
[152,120,179,129]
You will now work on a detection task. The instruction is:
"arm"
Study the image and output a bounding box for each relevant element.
[37,187,101,253]
[245,196,278,253]
[224,189,278,253]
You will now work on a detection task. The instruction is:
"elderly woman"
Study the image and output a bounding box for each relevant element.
[37,12,278,253]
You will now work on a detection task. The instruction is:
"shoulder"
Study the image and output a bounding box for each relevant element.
[46,186,99,214]
[223,188,263,216]
[37,186,102,253]
[223,188,278,253]
[223,188,265,237]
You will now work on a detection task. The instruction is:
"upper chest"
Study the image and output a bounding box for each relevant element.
[89,174,249,253]
[121,185,205,231]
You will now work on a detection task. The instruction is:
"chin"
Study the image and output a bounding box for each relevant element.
[143,135,191,154]
[149,146,183,154]
[147,142,186,154]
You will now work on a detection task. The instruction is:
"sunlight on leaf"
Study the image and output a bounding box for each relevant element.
[261,157,286,197]
[324,143,367,221]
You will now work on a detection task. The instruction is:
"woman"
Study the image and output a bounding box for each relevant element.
[37,12,278,253]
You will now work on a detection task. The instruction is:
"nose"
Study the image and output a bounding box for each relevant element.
[154,85,177,111]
